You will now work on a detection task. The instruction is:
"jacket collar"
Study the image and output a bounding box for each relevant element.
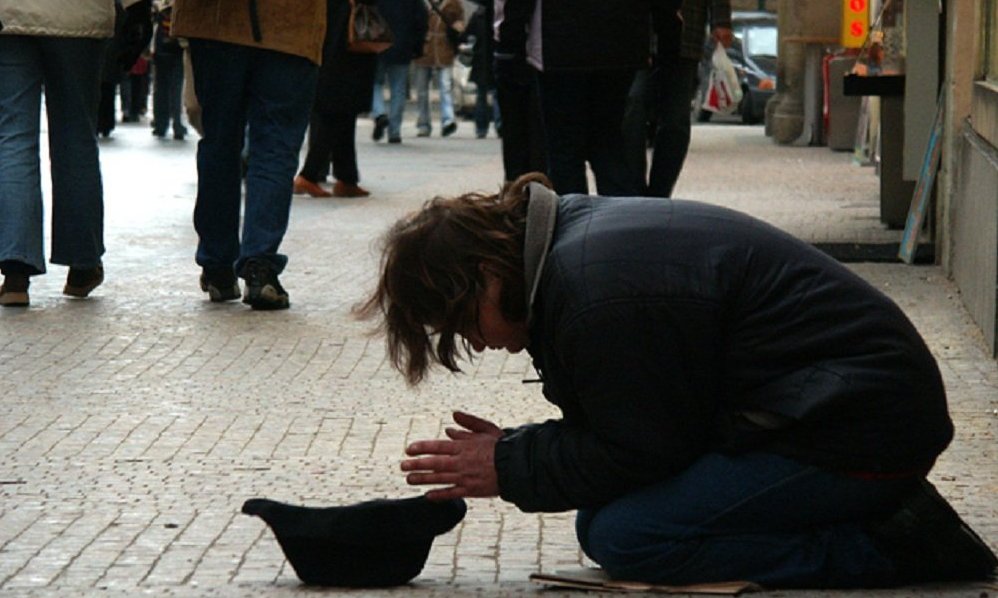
[523,183,558,326]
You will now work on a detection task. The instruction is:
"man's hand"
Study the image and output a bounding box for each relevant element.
[401,411,503,501]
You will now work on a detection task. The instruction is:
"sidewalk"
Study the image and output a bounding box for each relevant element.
[0,117,995,597]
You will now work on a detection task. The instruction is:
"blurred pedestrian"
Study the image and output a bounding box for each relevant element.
[294,0,379,199]
[647,0,732,197]
[172,0,326,310]
[464,0,500,139]
[120,53,151,122]
[492,0,545,181]
[151,0,187,140]
[496,0,666,195]
[413,0,464,138]
[370,0,428,144]
[0,0,137,306]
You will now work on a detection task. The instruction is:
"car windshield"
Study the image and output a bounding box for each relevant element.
[741,25,778,57]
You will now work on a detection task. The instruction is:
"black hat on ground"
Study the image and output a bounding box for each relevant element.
[241,495,467,587]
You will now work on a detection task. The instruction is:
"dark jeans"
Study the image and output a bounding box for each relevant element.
[474,84,500,137]
[537,69,638,196]
[496,67,546,182]
[647,57,699,198]
[299,110,360,186]
[0,35,106,275]
[188,39,317,276]
[576,452,916,588]
[152,51,186,137]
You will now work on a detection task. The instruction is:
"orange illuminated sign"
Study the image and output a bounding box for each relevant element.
[841,0,869,48]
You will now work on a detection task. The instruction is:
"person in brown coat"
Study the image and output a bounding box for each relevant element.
[171,0,326,310]
[412,0,464,137]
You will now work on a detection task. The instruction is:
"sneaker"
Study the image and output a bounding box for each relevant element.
[0,273,29,307]
[372,114,389,141]
[865,479,998,583]
[240,258,289,310]
[442,122,457,137]
[200,267,240,302]
[332,181,371,197]
[417,128,431,138]
[63,265,104,297]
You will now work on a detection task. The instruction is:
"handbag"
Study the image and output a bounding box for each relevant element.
[347,0,394,54]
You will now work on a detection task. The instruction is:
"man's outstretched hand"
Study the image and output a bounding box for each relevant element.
[401,411,503,501]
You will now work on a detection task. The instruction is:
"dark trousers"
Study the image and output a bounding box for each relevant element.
[299,110,360,186]
[647,57,699,198]
[496,69,546,182]
[537,69,638,196]
[153,51,186,137]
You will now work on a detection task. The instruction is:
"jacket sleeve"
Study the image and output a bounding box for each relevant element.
[494,300,720,512]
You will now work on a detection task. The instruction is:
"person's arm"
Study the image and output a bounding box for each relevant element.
[710,0,733,48]
[494,301,720,512]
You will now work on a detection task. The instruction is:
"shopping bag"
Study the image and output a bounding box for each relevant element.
[347,0,394,54]
[702,44,743,115]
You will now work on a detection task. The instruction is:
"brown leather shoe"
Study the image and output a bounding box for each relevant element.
[0,273,29,307]
[333,181,371,198]
[293,176,333,198]
[63,265,104,297]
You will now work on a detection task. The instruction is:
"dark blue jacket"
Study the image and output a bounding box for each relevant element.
[376,0,428,65]
[495,195,953,512]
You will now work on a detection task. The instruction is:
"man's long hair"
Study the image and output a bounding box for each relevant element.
[355,173,551,385]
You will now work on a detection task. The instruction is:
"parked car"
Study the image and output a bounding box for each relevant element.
[693,11,778,124]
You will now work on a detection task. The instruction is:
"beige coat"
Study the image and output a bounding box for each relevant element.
[413,0,464,68]
[171,0,326,65]
[0,0,116,38]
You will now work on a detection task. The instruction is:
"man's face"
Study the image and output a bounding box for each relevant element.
[461,272,529,354]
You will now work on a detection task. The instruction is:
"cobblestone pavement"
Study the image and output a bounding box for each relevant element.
[1,116,995,597]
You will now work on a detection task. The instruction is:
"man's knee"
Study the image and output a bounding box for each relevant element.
[577,508,693,580]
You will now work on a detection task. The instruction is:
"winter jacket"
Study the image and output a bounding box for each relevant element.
[375,0,428,65]
[413,0,463,68]
[171,0,326,65]
[314,0,377,115]
[495,185,953,513]
[0,0,117,38]
[495,0,660,72]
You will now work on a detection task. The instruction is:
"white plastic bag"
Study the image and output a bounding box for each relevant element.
[702,44,743,115]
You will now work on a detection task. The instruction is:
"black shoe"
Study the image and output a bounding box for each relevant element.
[152,129,166,138]
[388,136,402,144]
[372,115,388,141]
[63,265,104,297]
[0,273,29,307]
[174,130,187,141]
[240,258,289,310]
[865,479,998,583]
[200,267,240,302]
[442,122,457,137]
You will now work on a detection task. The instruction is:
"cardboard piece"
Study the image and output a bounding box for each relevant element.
[530,568,761,595]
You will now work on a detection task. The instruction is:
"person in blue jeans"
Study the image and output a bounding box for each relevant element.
[150,2,187,140]
[358,173,998,588]
[171,0,326,310]
[0,2,115,307]
[369,0,427,144]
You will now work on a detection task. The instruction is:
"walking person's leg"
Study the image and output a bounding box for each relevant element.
[39,37,107,296]
[238,47,317,308]
[385,63,409,142]
[414,66,432,136]
[295,109,334,197]
[0,36,46,305]
[188,39,250,300]
[585,68,641,196]
[329,111,368,197]
[152,53,170,137]
[371,57,389,141]
[537,70,589,194]
[166,53,187,139]
[648,57,698,197]
[620,69,649,195]
[438,66,456,136]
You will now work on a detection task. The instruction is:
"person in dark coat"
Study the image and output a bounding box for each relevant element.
[294,0,379,198]
[357,173,997,588]
[369,0,428,144]
[464,0,500,139]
